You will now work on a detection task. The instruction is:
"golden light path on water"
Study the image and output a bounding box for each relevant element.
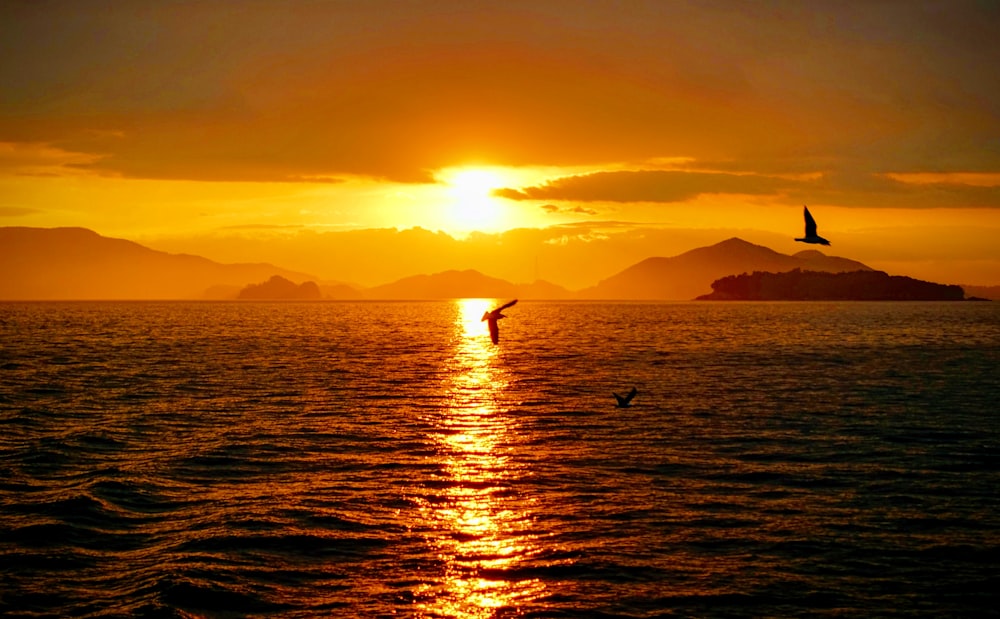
[414,299,546,617]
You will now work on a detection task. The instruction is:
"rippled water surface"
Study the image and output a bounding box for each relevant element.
[2,301,999,617]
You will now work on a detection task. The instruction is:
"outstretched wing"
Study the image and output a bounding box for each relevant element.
[613,387,638,407]
[803,206,818,237]
[496,299,518,312]
[488,318,500,344]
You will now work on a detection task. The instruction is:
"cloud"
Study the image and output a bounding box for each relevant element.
[787,171,1000,209]
[1,2,998,185]
[217,223,308,232]
[502,167,1000,209]
[501,170,792,203]
[0,141,103,177]
[541,203,599,216]
[0,206,41,217]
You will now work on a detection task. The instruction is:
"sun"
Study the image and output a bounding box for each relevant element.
[439,167,509,233]
[448,169,504,201]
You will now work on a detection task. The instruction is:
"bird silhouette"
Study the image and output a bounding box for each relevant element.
[481,299,517,344]
[613,387,638,408]
[794,205,830,246]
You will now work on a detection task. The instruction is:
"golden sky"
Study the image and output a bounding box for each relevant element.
[2,1,999,286]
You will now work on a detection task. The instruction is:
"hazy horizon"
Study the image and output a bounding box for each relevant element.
[6,225,998,303]
[5,224,999,301]
[141,223,1000,289]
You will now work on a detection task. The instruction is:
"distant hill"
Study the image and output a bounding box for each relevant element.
[514,279,576,300]
[962,284,1000,301]
[238,275,321,300]
[697,269,966,301]
[363,269,573,300]
[319,281,365,300]
[577,237,873,300]
[0,227,316,300]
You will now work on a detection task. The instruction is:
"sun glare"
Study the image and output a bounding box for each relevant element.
[440,167,510,233]
[448,169,504,201]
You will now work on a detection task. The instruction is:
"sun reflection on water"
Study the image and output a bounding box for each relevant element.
[414,299,545,617]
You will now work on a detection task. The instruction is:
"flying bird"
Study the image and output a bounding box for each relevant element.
[613,387,638,408]
[795,205,831,246]
[481,299,518,344]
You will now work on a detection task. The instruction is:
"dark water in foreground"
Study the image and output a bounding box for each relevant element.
[1,301,999,618]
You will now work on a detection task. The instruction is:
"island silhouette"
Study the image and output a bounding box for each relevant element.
[238,275,321,300]
[697,269,966,301]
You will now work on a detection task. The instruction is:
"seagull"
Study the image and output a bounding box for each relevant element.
[613,387,638,408]
[481,299,517,344]
[795,205,830,246]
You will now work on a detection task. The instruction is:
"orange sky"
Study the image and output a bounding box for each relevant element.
[2,1,999,286]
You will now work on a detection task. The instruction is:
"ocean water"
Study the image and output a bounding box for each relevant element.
[1,300,998,618]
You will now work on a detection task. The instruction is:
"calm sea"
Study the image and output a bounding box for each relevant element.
[1,301,998,618]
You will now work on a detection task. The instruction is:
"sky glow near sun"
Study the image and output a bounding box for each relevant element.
[1,1,999,286]
[435,166,552,235]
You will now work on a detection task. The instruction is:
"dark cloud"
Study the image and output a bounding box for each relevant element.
[540,203,599,216]
[501,170,792,203]
[788,172,1000,209]
[503,168,1000,209]
[1,1,998,186]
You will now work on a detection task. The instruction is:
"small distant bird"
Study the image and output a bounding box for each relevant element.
[795,205,830,246]
[613,387,638,408]
[481,299,518,344]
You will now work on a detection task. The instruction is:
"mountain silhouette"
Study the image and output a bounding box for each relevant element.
[318,282,366,300]
[0,227,316,300]
[577,237,872,300]
[6,227,973,301]
[514,279,576,300]
[364,269,515,299]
